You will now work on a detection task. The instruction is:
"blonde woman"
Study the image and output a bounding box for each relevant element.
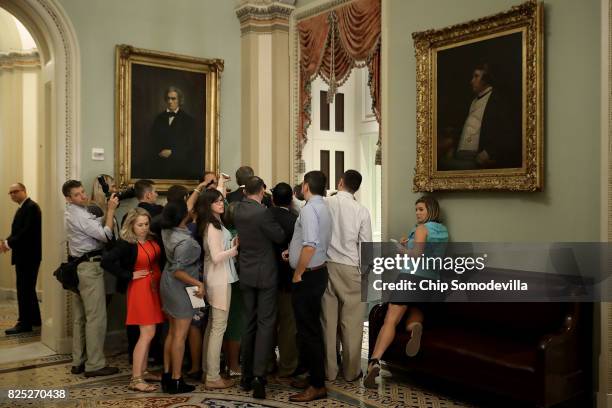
[101,207,165,392]
[196,189,239,389]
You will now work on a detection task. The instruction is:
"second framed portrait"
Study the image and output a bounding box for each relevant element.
[412,1,543,191]
[115,45,223,191]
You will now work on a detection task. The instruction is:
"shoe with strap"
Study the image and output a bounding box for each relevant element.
[128,377,157,393]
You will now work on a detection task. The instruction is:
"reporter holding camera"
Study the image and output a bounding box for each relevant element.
[62,180,119,378]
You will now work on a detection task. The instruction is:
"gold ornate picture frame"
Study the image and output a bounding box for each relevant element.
[412,1,543,191]
[115,45,222,191]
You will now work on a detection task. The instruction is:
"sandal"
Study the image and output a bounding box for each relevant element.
[128,376,157,393]
[143,370,162,382]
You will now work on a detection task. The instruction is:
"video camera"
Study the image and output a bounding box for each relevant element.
[97,176,135,202]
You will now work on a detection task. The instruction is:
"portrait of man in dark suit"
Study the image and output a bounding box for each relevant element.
[435,32,523,171]
[145,87,199,179]
[130,63,206,182]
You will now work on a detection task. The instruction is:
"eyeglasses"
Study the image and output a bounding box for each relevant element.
[213,199,224,204]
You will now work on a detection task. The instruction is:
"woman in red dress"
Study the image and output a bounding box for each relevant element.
[102,207,165,392]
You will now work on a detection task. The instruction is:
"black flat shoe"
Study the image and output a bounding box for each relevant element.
[240,376,253,391]
[161,372,171,393]
[187,370,203,380]
[5,324,32,335]
[252,377,266,399]
[70,364,85,374]
[166,377,195,394]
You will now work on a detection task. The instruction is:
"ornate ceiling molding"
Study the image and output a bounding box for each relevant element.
[236,0,295,34]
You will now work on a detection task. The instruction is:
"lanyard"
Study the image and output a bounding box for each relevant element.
[137,241,159,293]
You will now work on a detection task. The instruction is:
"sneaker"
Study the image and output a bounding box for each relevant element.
[405,322,423,357]
[84,366,119,377]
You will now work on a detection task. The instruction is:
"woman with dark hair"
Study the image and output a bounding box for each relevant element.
[196,189,239,389]
[159,200,203,394]
[364,196,448,388]
[101,207,164,392]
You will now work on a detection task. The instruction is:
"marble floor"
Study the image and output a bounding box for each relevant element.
[0,300,478,408]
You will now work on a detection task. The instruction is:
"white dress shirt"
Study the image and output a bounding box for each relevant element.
[326,191,372,267]
[457,87,493,152]
[65,203,113,257]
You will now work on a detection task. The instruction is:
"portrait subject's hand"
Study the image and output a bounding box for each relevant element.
[281,249,289,262]
[132,269,149,279]
[159,149,172,159]
[476,150,492,166]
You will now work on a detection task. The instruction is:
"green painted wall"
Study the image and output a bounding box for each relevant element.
[384,0,601,242]
[57,0,241,190]
[56,0,241,331]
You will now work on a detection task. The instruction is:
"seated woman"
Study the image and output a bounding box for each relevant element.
[159,201,204,394]
[101,207,165,392]
[364,196,448,388]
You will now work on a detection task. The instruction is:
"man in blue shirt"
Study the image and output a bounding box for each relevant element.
[286,171,332,402]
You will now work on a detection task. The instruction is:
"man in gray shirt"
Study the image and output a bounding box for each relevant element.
[286,170,332,402]
[62,180,119,377]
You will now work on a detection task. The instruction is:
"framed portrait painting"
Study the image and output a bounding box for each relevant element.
[412,0,543,191]
[115,45,222,191]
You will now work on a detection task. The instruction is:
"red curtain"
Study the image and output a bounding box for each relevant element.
[298,0,381,162]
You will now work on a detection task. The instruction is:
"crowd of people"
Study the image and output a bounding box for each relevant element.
[3,164,448,402]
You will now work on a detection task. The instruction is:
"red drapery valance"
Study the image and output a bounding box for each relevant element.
[298,0,381,165]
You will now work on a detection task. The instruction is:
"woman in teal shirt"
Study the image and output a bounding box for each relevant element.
[364,196,448,388]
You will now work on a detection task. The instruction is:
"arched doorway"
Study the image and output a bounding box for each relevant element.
[0,0,79,354]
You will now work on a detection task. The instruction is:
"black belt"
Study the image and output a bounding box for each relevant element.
[69,250,102,263]
[305,263,326,272]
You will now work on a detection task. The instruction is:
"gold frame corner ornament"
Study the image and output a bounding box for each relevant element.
[115,44,222,191]
[412,0,543,192]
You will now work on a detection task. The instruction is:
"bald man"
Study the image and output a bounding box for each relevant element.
[1,183,42,334]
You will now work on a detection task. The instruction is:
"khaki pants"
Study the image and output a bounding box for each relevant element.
[321,262,365,381]
[72,260,107,372]
[277,290,298,376]
[202,284,231,382]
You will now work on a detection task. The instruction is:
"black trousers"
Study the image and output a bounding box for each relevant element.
[15,261,41,327]
[292,267,328,388]
[240,283,278,379]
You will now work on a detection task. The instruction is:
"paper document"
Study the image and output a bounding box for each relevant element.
[185,286,206,308]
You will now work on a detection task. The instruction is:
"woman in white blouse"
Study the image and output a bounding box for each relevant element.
[196,189,239,389]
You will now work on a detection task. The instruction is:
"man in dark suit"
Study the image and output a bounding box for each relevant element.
[138,86,201,180]
[1,183,42,334]
[440,62,521,170]
[269,182,299,377]
[227,166,273,207]
[233,176,285,399]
